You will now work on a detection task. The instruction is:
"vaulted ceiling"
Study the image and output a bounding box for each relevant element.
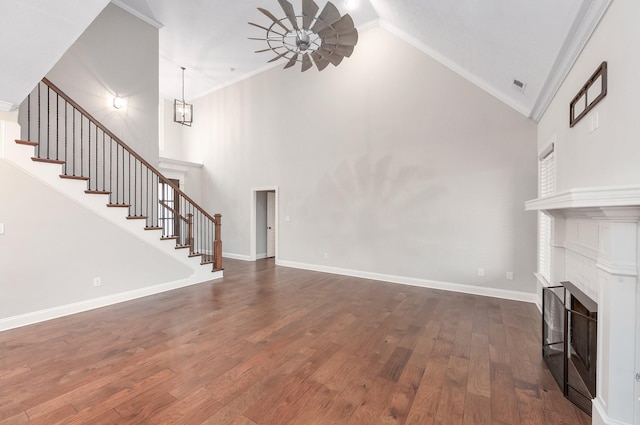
[0,0,610,119]
[115,0,611,121]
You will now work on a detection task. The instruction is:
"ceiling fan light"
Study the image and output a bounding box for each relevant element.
[344,0,359,10]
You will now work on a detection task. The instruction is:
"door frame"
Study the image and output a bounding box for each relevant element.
[250,186,278,262]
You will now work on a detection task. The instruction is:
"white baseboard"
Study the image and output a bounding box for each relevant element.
[276,260,538,304]
[222,252,253,261]
[0,271,223,332]
[592,398,631,425]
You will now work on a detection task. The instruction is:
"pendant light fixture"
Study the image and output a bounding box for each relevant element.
[174,66,193,126]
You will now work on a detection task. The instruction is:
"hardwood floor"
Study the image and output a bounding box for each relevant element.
[0,259,591,424]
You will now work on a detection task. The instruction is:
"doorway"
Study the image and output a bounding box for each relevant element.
[251,187,278,261]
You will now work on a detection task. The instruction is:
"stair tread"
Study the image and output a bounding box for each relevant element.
[145,227,163,231]
[106,203,130,208]
[85,190,111,195]
[15,139,38,146]
[32,157,65,164]
[175,245,191,250]
[161,236,179,240]
[61,175,90,181]
[126,216,148,220]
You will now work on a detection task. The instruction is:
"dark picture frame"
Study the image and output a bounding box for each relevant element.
[569,61,607,128]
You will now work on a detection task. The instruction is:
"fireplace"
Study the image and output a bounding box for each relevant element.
[542,281,597,415]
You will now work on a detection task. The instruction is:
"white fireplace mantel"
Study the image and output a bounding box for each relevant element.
[526,185,640,425]
[526,185,640,212]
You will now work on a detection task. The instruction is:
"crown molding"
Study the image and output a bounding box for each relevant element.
[111,0,164,29]
[0,100,17,112]
[529,0,613,122]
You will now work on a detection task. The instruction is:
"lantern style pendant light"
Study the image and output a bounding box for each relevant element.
[174,66,193,126]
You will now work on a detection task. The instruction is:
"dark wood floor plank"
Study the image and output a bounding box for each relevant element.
[0,412,28,425]
[434,355,469,425]
[462,393,491,425]
[0,259,591,425]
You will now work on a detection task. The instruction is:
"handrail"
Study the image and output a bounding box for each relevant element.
[21,78,222,271]
[159,200,189,223]
[41,77,217,224]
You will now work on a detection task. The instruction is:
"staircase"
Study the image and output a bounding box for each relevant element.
[13,78,222,272]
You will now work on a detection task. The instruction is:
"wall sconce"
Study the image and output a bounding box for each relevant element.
[112,96,126,110]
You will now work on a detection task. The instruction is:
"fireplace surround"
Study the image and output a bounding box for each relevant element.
[526,185,640,425]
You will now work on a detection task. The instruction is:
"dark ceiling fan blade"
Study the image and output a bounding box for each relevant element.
[323,44,354,57]
[301,53,313,72]
[318,48,343,66]
[254,47,275,53]
[249,22,285,36]
[277,0,300,31]
[318,16,355,39]
[329,14,355,34]
[322,31,358,46]
[302,0,320,30]
[311,2,341,33]
[311,51,331,71]
[258,7,289,32]
[283,53,299,69]
[268,51,289,63]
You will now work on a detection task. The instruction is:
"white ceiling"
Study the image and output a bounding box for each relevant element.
[0,0,609,118]
[113,0,611,120]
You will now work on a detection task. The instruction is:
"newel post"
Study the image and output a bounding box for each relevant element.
[214,214,223,271]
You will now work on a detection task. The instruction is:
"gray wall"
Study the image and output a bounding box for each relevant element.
[182,26,539,294]
[43,3,160,165]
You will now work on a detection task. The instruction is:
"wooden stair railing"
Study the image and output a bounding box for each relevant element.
[18,78,222,271]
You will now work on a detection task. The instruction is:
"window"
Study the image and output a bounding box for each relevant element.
[538,142,555,283]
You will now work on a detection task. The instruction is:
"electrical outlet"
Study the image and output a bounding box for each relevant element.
[93,277,102,287]
[478,268,485,277]
[0,223,4,235]
[323,252,329,259]
[506,272,514,280]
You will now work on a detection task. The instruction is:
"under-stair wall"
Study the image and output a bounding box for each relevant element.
[0,3,224,332]
[0,120,222,332]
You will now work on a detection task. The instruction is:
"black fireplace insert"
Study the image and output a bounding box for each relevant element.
[542,281,597,415]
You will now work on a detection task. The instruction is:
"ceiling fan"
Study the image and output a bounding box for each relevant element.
[249,0,358,72]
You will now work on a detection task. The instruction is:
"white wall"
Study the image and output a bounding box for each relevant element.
[183,26,539,294]
[537,1,640,191]
[0,158,192,320]
[0,5,207,328]
[536,3,640,424]
[160,98,185,160]
[41,3,160,166]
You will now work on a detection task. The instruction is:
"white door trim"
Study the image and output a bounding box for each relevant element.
[250,186,278,262]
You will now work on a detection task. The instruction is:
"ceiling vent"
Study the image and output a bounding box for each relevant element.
[512,79,526,94]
